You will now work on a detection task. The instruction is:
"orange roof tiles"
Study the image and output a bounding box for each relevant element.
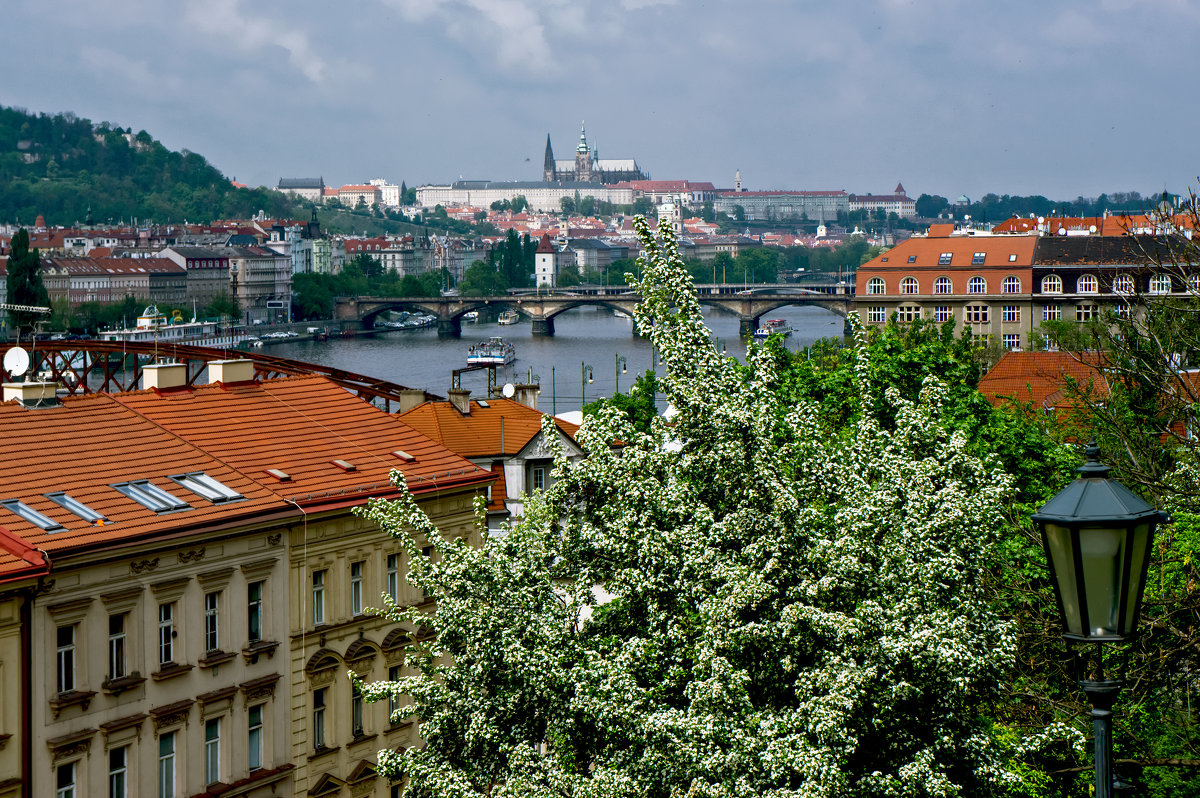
[399,397,579,459]
[978,351,1108,409]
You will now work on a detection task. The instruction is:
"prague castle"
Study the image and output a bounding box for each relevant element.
[542,122,647,184]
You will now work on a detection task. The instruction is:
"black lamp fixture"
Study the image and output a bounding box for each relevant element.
[1032,441,1168,798]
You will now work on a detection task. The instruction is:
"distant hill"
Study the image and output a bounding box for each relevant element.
[0,106,306,226]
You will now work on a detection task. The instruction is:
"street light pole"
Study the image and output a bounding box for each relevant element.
[615,354,627,394]
[581,362,593,409]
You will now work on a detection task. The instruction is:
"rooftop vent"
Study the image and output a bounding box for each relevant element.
[448,388,471,415]
[208,359,256,385]
[3,381,60,408]
[265,468,291,482]
[144,362,187,391]
[331,459,357,472]
[392,450,415,462]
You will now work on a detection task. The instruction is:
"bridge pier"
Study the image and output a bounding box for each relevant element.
[437,317,462,338]
[531,316,555,337]
[738,317,758,338]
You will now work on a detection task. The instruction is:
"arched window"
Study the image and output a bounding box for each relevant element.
[967,276,986,294]
[899,276,918,294]
[1041,274,1062,294]
[1077,274,1098,294]
[934,276,952,294]
[1002,275,1021,293]
[1188,274,1200,293]
[1149,273,1172,294]
[866,277,885,295]
[1112,274,1134,295]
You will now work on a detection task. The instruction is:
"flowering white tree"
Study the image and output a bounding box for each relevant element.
[358,217,1017,798]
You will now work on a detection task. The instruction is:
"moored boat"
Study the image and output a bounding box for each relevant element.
[497,310,520,325]
[467,336,516,366]
[99,305,248,348]
[753,319,792,339]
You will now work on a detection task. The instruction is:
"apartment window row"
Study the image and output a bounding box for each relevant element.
[1039,272,1200,295]
[56,707,265,798]
[865,274,1023,296]
[312,552,409,627]
[54,579,270,696]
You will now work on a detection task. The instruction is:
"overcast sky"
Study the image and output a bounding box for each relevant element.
[4,0,1196,201]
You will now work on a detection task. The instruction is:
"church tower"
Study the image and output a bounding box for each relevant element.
[574,121,592,183]
[543,134,556,182]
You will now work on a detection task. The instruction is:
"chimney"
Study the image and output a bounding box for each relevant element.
[398,389,427,414]
[514,383,539,410]
[448,388,471,415]
[208,359,256,384]
[3,381,59,408]
[144,362,187,390]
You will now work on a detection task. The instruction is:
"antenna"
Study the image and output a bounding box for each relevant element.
[4,346,30,380]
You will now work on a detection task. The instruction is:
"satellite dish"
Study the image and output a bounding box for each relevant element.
[3,347,30,379]
[502,383,516,398]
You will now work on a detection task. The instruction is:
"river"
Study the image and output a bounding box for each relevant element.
[269,305,847,413]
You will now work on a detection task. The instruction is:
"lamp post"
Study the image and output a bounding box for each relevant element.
[614,354,627,394]
[1032,442,1167,798]
[581,362,593,409]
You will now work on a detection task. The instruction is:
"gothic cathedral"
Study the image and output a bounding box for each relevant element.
[542,122,648,184]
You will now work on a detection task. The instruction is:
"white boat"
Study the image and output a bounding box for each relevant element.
[467,336,516,366]
[462,311,479,322]
[99,306,248,348]
[753,319,792,339]
[497,310,520,325]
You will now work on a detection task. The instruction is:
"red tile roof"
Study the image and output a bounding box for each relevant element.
[978,351,1108,409]
[399,397,579,459]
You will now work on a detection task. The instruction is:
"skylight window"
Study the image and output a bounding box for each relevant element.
[331,459,357,472]
[265,468,291,482]
[392,450,415,462]
[1,499,63,531]
[476,400,489,408]
[46,492,107,524]
[170,472,244,503]
[112,480,191,513]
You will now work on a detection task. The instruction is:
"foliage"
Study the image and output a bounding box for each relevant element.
[5,228,50,334]
[359,217,1022,797]
[459,260,509,296]
[583,370,660,433]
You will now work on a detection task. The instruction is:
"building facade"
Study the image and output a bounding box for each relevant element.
[542,124,647,184]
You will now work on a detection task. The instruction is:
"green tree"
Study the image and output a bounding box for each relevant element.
[914,194,949,218]
[358,218,1021,797]
[559,195,576,216]
[511,195,528,214]
[459,260,508,296]
[632,196,655,217]
[582,370,659,433]
[6,228,50,335]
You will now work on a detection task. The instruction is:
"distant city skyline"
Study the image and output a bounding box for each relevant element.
[3,0,1196,201]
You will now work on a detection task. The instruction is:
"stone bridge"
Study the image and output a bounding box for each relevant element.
[335,284,856,338]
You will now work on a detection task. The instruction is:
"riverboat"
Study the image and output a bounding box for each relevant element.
[462,310,480,322]
[467,336,516,366]
[99,306,248,349]
[497,310,520,325]
[753,319,792,339]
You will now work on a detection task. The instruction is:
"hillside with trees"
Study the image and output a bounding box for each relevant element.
[0,106,306,225]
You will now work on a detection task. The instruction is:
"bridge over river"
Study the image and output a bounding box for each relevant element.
[335,283,856,338]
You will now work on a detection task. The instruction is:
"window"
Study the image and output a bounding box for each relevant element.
[1002,305,1021,323]
[158,603,174,665]
[205,718,221,785]
[351,562,363,616]
[158,732,176,798]
[386,554,399,603]
[899,276,918,294]
[1077,274,1098,293]
[112,480,189,513]
[934,276,952,294]
[1002,276,1021,293]
[56,762,75,798]
[352,682,364,737]
[934,306,953,323]
[169,472,243,504]
[907,255,916,263]
[964,305,989,324]
[972,252,986,265]
[204,592,220,652]
[1149,273,1172,294]
[108,613,127,680]
[312,571,326,626]
[967,276,986,294]
[938,252,953,265]
[1077,304,1097,321]
[1041,274,1062,294]
[109,746,128,798]
[388,665,401,718]
[248,705,264,771]
[46,493,106,525]
[313,689,327,749]
[866,306,886,323]
[1116,304,1132,319]
[866,277,885,295]
[1,499,62,531]
[57,625,75,693]
[1002,333,1021,351]
[247,581,263,643]
[1008,254,1018,262]
[532,467,546,492]
[1189,274,1200,293]
[896,306,921,322]
[1112,274,1134,294]
[1043,305,1061,321]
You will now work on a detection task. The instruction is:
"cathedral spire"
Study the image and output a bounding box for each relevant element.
[543,133,555,181]
[577,120,589,153]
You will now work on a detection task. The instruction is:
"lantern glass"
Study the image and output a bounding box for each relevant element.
[1121,521,1153,634]
[1079,525,1126,638]
[1044,523,1082,637]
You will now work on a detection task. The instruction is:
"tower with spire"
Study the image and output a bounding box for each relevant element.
[540,124,647,184]
[573,121,592,183]
[542,134,556,182]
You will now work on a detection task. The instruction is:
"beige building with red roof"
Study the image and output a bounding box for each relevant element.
[0,363,494,798]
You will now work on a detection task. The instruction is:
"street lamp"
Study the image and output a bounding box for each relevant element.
[581,362,593,408]
[614,354,627,393]
[1032,442,1167,798]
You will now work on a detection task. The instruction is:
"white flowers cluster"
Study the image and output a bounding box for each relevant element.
[359,217,1017,797]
